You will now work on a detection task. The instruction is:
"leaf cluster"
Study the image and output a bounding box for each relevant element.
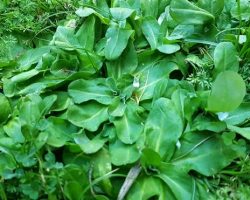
[0,0,250,199]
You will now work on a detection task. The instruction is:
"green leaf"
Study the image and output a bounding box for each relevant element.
[68,79,114,105]
[0,153,16,176]
[113,102,144,144]
[141,148,162,168]
[44,117,77,147]
[156,163,195,200]
[141,17,160,49]
[170,0,214,25]
[145,98,183,160]
[110,139,140,166]
[106,41,138,79]
[152,78,169,103]
[50,92,71,112]
[75,7,96,17]
[92,149,113,195]
[207,71,246,112]
[126,176,171,200]
[18,95,43,127]
[105,27,134,60]
[224,103,250,125]
[198,0,224,17]
[108,97,127,117]
[135,60,178,101]
[75,7,110,24]
[51,26,80,50]
[76,16,96,50]
[157,43,180,54]
[227,125,250,140]
[74,131,107,154]
[64,181,83,200]
[213,42,239,76]
[10,69,39,83]
[172,132,242,176]
[141,0,159,18]
[110,7,134,21]
[67,102,109,132]
[0,93,11,124]
[191,115,227,133]
[3,117,24,143]
[168,25,195,40]
[18,46,50,71]
[231,0,250,21]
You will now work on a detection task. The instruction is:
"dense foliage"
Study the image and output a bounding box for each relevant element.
[1,0,250,199]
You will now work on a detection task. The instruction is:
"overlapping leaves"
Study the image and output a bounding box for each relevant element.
[0,0,249,199]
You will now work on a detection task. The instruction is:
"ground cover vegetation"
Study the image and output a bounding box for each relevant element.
[0,0,250,199]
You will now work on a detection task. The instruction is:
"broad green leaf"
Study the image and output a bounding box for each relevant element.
[152,78,169,103]
[145,98,183,160]
[227,125,250,140]
[67,102,109,132]
[108,96,127,117]
[224,103,250,125]
[77,50,103,73]
[141,148,162,168]
[74,131,107,154]
[207,71,246,112]
[18,82,47,96]
[167,25,195,40]
[141,0,159,18]
[171,89,192,120]
[113,102,144,144]
[156,163,195,200]
[0,93,11,124]
[64,181,83,200]
[44,117,77,147]
[191,115,227,133]
[50,92,71,112]
[10,69,39,83]
[75,7,110,24]
[105,27,134,60]
[3,118,24,143]
[75,7,96,17]
[18,95,43,127]
[157,43,180,54]
[126,176,171,200]
[170,0,214,25]
[109,139,140,166]
[172,132,242,176]
[0,153,16,176]
[135,60,178,101]
[184,96,201,122]
[76,16,96,50]
[18,46,50,71]
[141,17,160,49]
[51,26,80,50]
[68,79,114,105]
[50,54,79,78]
[231,0,250,21]
[213,42,239,76]
[92,149,113,195]
[110,7,134,21]
[198,0,224,17]
[106,41,138,79]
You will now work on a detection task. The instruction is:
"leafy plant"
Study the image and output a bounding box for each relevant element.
[0,0,250,199]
